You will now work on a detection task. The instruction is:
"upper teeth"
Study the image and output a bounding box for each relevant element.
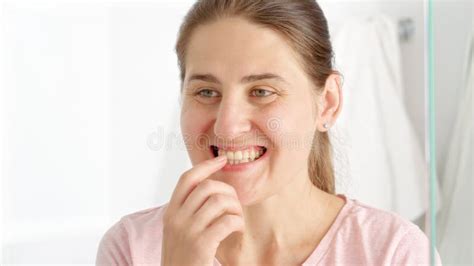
[217,147,264,165]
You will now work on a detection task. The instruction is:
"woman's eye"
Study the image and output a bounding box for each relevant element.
[251,88,275,97]
[196,89,220,98]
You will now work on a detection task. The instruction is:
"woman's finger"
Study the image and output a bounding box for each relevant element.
[192,194,243,232]
[201,214,245,247]
[181,179,239,218]
[168,155,227,210]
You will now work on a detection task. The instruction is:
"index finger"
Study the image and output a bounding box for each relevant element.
[169,154,227,209]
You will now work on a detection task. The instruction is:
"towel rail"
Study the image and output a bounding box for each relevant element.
[398,18,415,42]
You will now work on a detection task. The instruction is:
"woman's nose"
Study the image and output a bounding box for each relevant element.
[213,97,252,140]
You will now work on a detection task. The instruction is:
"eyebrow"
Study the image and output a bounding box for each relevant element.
[186,73,289,85]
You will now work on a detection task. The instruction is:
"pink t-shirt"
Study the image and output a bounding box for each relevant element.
[96,194,442,265]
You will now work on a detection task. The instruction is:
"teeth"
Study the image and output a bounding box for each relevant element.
[250,150,256,160]
[216,146,265,165]
[234,151,242,160]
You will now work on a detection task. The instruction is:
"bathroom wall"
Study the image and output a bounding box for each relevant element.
[431,0,472,178]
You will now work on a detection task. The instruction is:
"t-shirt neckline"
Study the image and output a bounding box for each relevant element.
[301,193,351,264]
[213,194,352,266]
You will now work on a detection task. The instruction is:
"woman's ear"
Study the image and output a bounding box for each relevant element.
[316,73,343,132]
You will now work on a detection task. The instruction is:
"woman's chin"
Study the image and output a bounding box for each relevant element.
[214,173,268,206]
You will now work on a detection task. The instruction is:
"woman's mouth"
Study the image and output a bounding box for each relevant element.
[210,145,267,165]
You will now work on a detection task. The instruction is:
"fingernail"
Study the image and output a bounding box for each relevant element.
[215,155,227,161]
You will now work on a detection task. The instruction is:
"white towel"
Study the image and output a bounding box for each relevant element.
[330,14,439,221]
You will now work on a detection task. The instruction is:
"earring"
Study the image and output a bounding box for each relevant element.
[323,122,330,129]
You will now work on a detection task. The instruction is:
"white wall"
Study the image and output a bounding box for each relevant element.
[2,3,111,264]
[1,1,195,264]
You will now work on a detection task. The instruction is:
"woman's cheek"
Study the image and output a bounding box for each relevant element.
[255,109,285,151]
[260,103,311,155]
[182,107,215,156]
[181,101,207,131]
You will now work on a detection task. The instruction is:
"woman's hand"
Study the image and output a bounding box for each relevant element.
[161,155,245,266]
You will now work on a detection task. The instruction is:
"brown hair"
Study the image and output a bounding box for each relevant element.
[175,0,340,194]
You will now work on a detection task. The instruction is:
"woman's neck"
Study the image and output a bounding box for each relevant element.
[216,173,342,265]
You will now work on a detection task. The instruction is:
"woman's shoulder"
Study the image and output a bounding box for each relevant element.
[344,196,419,231]
[120,202,170,228]
[115,201,171,243]
[341,196,426,244]
[333,195,442,265]
[96,202,170,265]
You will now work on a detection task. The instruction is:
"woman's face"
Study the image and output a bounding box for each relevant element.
[180,17,320,205]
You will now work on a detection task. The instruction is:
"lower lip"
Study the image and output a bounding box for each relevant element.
[219,149,269,172]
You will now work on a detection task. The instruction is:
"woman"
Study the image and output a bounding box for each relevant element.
[97,0,442,265]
